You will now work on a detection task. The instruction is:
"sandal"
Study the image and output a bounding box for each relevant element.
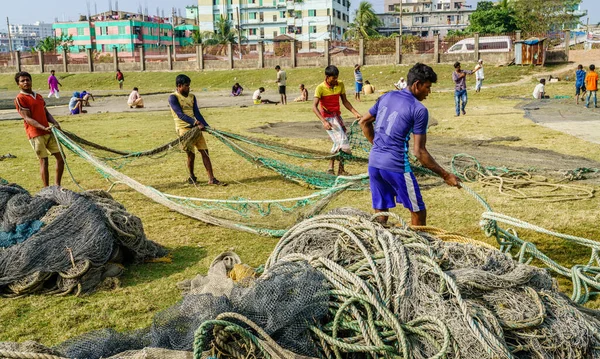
[208,179,228,186]
[187,176,198,184]
[337,170,351,176]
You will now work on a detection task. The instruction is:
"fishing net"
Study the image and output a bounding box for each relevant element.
[0,183,166,297]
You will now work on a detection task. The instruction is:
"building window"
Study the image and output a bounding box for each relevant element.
[337,10,341,19]
[273,15,277,21]
[280,11,285,18]
[273,31,277,37]
[388,5,394,11]
[248,0,255,3]
[309,42,316,49]
[295,10,302,18]
[249,12,257,19]
[249,28,257,35]
[104,26,108,35]
[327,9,330,16]
[295,26,302,34]
[309,25,317,33]
[228,13,233,20]
[308,9,316,17]
[118,26,126,35]
[422,17,429,23]
[213,0,219,4]
[77,27,84,36]
[280,26,286,34]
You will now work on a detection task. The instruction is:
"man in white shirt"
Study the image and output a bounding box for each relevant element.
[474,59,484,93]
[275,65,287,105]
[127,87,144,108]
[533,79,547,99]
[253,87,279,105]
[394,77,407,90]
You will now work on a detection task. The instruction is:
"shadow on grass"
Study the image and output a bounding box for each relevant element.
[120,245,207,287]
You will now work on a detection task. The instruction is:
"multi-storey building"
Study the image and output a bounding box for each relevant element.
[198,0,350,52]
[9,22,54,38]
[378,0,474,38]
[52,11,198,54]
[0,33,39,52]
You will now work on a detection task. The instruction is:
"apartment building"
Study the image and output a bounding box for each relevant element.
[52,11,198,54]
[198,0,350,52]
[0,33,38,52]
[9,21,54,38]
[378,0,474,38]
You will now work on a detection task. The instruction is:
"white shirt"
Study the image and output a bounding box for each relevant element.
[277,70,287,86]
[476,65,484,80]
[396,80,407,89]
[127,90,140,104]
[532,83,545,99]
[252,89,261,100]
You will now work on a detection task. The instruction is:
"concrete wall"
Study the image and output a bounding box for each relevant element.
[264,58,293,69]
[204,60,231,70]
[296,57,327,68]
[234,59,260,69]
[173,61,198,71]
[331,55,360,67]
[546,50,568,64]
[403,54,436,64]
[365,55,395,66]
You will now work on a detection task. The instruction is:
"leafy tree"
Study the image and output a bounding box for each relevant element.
[36,34,74,52]
[511,0,584,34]
[203,16,243,45]
[190,30,203,45]
[467,1,517,34]
[344,1,382,40]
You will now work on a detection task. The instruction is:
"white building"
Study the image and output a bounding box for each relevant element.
[198,0,350,51]
[9,21,54,38]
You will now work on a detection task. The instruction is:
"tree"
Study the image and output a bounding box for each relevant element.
[511,0,584,34]
[344,1,382,40]
[203,16,243,45]
[467,1,517,34]
[35,34,74,52]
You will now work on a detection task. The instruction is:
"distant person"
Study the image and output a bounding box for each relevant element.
[294,84,309,102]
[363,80,375,95]
[168,74,226,186]
[532,79,548,99]
[585,64,598,108]
[358,63,460,226]
[354,64,363,102]
[474,59,484,93]
[14,71,64,187]
[252,87,278,105]
[116,69,124,90]
[231,83,243,97]
[68,92,86,115]
[127,87,144,108]
[47,70,62,99]
[80,90,95,106]
[452,61,473,116]
[275,65,287,105]
[575,64,587,104]
[312,65,362,176]
[395,77,407,90]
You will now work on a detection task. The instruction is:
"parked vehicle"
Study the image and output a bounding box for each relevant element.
[446,36,512,53]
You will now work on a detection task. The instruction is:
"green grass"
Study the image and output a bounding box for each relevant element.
[1,65,599,346]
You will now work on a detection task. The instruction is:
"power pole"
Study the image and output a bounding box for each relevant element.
[171,7,176,61]
[398,1,403,48]
[6,17,14,65]
[236,4,242,60]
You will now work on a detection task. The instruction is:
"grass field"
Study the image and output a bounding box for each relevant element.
[1,63,599,346]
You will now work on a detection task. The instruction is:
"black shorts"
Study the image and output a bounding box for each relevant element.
[279,85,286,95]
[576,84,586,95]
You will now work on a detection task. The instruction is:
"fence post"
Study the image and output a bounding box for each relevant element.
[290,41,296,68]
[324,39,330,66]
[228,42,234,69]
[139,46,146,71]
[434,34,440,64]
[86,48,94,72]
[113,47,119,72]
[167,46,173,70]
[564,30,570,62]
[395,36,402,64]
[62,48,68,73]
[516,30,521,42]
[38,51,44,73]
[258,41,264,69]
[15,51,21,72]
[474,33,480,62]
[359,38,365,66]
[197,44,204,70]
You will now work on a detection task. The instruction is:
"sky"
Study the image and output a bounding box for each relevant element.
[1,0,598,30]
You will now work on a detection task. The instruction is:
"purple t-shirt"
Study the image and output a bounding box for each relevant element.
[368,89,429,173]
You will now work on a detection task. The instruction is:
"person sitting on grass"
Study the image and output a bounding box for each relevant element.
[294,84,309,102]
[312,65,362,176]
[532,79,548,99]
[127,87,144,108]
[68,92,87,115]
[252,87,279,105]
[363,80,375,95]
[168,74,226,186]
[231,83,244,96]
[80,90,95,106]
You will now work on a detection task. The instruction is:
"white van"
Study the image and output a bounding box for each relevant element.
[446,36,512,53]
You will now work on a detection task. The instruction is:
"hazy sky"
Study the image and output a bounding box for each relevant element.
[1,0,598,30]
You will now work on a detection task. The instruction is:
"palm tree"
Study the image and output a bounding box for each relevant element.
[203,16,243,45]
[344,1,382,40]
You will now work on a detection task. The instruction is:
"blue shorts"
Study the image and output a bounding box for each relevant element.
[70,108,80,115]
[576,84,586,95]
[355,82,363,93]
[368,167,425,212]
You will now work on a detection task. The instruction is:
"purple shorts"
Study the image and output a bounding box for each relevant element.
[368,166,425,212]
[70,108,80,115]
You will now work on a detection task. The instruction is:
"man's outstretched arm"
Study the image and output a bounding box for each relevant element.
[413,133,460,187]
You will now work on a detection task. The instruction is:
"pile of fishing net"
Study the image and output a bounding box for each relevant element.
[0,183,167,297]
[4,209,600,359]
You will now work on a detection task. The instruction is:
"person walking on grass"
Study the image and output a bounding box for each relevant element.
[575,64,587,104]
[168,74,226,186]
[116,69,125,90]
[47,70,62,99]
[452,61,473,116]
[359,63,460,226]
[474,59,484,93]
[585,64,598,109]
[312,65,362,176]
[275,65,287,105]
[14,71,64,187]
[354,64,363,102]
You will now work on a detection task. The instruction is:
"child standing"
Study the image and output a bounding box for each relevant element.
[575,64,587,104]
[47,70,62,99]
[585,64,598,109]
[312,65,362,176]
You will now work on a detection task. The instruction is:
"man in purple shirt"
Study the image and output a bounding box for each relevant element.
[359,63,461,226]
[452,61,473,116]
